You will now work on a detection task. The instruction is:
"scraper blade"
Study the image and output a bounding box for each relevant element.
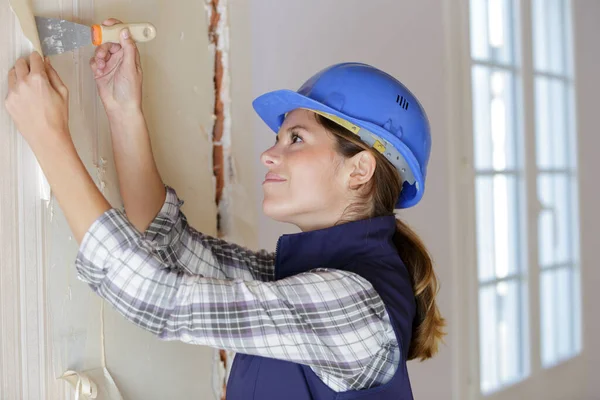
[35,16,92,56]
[35,17,157,56]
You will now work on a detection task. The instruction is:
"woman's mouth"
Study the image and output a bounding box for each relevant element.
[263,172,286,184]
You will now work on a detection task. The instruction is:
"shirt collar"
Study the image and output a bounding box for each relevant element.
[274,215,398,280]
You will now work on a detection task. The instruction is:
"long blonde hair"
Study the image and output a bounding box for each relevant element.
[316,114,446,361]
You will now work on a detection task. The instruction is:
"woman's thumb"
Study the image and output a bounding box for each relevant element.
[119,28,138,66]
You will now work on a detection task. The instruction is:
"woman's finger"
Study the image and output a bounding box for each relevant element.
[119,29,139,70]
[95,42,122,62]
[7,68,17,91]
[103,18,122,26]
[95,43,112,60]
[109,43,122,54]
[95,58,106,69]
[89,56,99,73]
[99,43,122,66]
[94,20,123,61]
[29,52,47,77]
[15,57,29,80]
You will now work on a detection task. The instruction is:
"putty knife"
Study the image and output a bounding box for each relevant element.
[34,17,157,56]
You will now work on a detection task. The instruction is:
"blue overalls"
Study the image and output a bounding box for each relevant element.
[226,215,416,399]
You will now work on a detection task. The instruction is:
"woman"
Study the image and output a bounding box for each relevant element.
[5,19,444,400]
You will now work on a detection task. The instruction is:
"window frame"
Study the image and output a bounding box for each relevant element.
[447,0,583,398]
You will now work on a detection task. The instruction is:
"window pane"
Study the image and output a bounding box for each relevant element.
[569,173,580,265]
[534,0,581,373]
[540,270,556,365]
[479,286,498,392]
[470,0,516,65]
[480,280,524,394]
[476,175,521,282]
[535,77,570,169]
[532,0,568,75]
[472,66,519,171]
[541,267,578,367]
[567,85,577,170]
[537,173,574,267]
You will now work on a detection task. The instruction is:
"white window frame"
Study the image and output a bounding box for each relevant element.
[447,0,583,399]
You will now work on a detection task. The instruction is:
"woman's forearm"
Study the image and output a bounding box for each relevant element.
[107,109,166,233]
[34,136,111,243]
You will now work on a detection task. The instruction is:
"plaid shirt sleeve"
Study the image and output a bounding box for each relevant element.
[134,185,276,282]
[75,190,399,392]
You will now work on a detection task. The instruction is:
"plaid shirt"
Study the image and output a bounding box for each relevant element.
[75,185,399,392]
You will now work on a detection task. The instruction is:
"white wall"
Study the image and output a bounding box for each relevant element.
[236,0,455,398]
[573,0,600,398]
[229,0,600,398]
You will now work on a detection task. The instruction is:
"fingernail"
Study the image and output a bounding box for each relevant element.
[121,28,130,39]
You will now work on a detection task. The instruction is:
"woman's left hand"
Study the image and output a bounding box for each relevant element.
[5,52,71,150]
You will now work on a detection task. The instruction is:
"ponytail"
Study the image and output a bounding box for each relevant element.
[393,218,445,360]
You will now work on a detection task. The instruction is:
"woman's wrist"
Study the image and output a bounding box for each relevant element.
[106,104,144,121]
[106,106,146,138]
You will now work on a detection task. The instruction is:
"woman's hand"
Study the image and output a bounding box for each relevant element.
[90,18,143,115]
[5,51,111,243]
[5,52,70,149]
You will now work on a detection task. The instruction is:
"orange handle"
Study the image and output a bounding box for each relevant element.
[92,23,157,45]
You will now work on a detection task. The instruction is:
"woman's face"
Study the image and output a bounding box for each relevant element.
[260,109,351,231]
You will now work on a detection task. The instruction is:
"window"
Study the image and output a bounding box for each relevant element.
[531,0,581,368]
[469,0,528,393]
[468,0,581,395]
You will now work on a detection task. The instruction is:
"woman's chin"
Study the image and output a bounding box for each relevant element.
[262,198,292,223]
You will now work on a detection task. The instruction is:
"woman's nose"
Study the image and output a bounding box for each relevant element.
[261,145,280,166]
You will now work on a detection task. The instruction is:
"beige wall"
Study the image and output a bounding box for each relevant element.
[93,2,217,397]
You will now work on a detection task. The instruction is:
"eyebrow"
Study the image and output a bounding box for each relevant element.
[287,124,310,133]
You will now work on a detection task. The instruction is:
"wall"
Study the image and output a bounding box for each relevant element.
[92,3,217,397]
[573,0,600,398]
[238,0,455,398]
[228,0,600,398]
[2,0,599,398]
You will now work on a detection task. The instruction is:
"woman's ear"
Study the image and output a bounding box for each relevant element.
[347,150,376,189]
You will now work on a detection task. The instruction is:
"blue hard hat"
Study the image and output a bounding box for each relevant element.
[253,62,431,209]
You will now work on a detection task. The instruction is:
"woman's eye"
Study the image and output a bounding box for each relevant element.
[291,133,303,144]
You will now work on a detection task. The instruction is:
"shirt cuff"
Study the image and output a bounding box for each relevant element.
[75,207,142,287]
[142,185,185,244]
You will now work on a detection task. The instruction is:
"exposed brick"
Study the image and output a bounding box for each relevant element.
[208,1,230,398]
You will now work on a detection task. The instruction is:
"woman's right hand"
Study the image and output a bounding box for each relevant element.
[90,18,143,115]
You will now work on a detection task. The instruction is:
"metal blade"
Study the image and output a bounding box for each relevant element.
[35,16,92,56]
